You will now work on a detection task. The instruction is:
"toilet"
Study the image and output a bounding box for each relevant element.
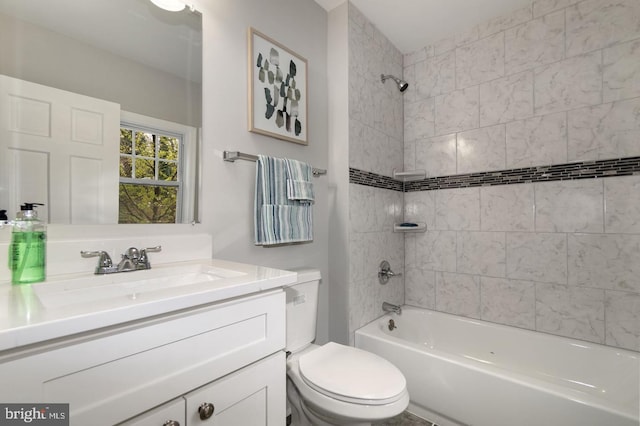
[285,268,409,426]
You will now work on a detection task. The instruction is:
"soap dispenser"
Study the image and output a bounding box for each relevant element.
[9,203,46,284]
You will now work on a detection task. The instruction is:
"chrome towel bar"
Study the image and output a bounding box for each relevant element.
[223,150,327,177]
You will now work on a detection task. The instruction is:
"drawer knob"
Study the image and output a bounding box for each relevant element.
[163,421,180,426]
[198,402,215,420]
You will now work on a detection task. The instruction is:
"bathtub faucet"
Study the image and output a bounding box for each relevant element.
[382,302,402,315]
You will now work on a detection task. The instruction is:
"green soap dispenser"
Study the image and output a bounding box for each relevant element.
[10,203,46,284]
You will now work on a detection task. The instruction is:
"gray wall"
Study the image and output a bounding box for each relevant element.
[202,0,330,344]
[403,0,640,351]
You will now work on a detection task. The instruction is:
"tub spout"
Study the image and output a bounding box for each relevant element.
[382,302,402,315]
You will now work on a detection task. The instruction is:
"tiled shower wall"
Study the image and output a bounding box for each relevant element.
[403,0,640,351]
[347,4,404,343]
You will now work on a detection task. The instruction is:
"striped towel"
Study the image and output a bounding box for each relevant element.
[285,158,315,204]
[255,155,313,246]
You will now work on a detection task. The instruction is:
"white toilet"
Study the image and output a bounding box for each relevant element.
[285,269,409,426]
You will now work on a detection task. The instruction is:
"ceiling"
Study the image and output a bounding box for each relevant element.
[314,0,533,54]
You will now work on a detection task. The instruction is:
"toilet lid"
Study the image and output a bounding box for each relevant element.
[298,342,406,404]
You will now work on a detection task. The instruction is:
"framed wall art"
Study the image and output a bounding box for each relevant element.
[248,27,308,145]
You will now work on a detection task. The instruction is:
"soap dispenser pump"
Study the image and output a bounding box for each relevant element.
[9,203,46,284]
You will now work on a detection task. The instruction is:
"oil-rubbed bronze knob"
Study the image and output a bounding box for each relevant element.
[198,402,215,420]
[163,421,180,426]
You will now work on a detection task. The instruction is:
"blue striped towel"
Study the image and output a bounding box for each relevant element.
[255,155,313,245]
[285,158,315,204]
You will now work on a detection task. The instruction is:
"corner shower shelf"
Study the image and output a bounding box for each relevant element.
[393,222,427,233]
[393,169,426,182]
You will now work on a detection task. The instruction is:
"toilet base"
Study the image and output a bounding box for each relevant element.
[287,377,372,426]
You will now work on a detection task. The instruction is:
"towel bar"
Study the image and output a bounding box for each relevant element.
[223,150,327,177]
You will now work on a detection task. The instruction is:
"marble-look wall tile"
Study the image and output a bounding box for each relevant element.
[505,10,565,75]
[349,121,384,174]
[348,75,373,127]
[480,277,536,329]
[603,39,640,103]
[415,231,457,272]
[436,272,481,318]
[534,51,602,116]
[456,33,505,89]
[416,134,457,178]
[605,175,640,233]
[405,98,435,142]
[535,179,604,233]
[457,125,506,174]
[568,233,640,293]
[605,290,640,351]
[533,0,580,18]
[402,63,417,105]
[373,90,403,142]
[375,187,403,232]
[479,5,533,38]
[566,0,640,57]
[415,51,456,99]
[435,86,480,136]
[404,190,436,230]
[404,139,416,172]
[480,184,535,231]
[506,112,567,168]
[433,35,456,56]
[536,283,605,344]
[435,187,480,230]
[567,97,640,161]
[404,46,431,67]
[348,2,366,28]
[507,232,567,284]
[405,267,436,309]
[349,231,366,284]
[349,184,377,232]
[480,71,534,127]
[457,231,506,277]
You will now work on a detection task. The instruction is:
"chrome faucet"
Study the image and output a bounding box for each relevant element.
[81,246,162,274]
[382,301,402,315]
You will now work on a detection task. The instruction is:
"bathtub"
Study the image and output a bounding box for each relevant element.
[355,306,639,426]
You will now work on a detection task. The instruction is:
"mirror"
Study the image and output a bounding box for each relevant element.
[0,0,202,224]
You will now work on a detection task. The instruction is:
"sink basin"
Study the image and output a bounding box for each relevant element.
[32,263,246,309]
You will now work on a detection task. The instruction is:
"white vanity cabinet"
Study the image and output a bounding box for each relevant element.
[0,289,286,426]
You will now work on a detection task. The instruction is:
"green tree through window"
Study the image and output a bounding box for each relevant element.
[119,126,182,223]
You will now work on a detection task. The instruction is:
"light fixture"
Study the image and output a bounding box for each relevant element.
[149,0,191,12]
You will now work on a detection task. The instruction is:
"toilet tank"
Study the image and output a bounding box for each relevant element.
[285,268,321,353]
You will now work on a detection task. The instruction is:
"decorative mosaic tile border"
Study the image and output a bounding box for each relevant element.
[349,168,403,191]
[349,157,640,192]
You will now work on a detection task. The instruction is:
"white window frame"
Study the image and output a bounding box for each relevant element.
[120,111,198,224]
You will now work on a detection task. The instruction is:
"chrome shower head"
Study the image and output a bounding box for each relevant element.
[381,74,409,92]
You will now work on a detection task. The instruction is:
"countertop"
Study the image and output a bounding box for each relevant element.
[0,259,297,352]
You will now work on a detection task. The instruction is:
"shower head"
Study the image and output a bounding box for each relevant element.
[381,74,409,92]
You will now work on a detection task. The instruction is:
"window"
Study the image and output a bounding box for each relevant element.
[119,124,183,224]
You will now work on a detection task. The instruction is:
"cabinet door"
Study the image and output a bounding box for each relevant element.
[118,398,185,426]
[185,352,285,425]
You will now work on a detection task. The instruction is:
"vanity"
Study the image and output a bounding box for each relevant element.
[0,259,296,425]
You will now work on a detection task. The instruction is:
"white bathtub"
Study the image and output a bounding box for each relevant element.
[355,306,639,426]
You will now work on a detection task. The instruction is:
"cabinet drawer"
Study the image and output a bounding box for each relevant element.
[185,351,285,425]
[0,290,285,426]
[118,398,185,426]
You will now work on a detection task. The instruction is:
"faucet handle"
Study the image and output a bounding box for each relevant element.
[139,245,162,268]
[80,250,113,267]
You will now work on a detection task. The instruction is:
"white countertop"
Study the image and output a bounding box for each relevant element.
[0,259,297,352]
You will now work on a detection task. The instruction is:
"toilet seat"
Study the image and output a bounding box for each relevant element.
[287,343,410,424]
[298,342,406,405]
